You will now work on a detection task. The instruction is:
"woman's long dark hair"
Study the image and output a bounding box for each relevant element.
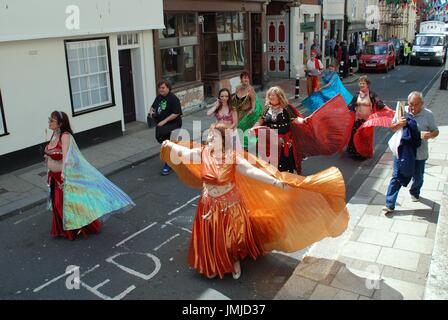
[215,88,231,115]
[51,111,73,135]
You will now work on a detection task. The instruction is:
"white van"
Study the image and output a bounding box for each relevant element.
[410,33,446,65]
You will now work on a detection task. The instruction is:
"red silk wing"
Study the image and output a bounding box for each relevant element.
[292,94,354,157]
[354,106,395,158]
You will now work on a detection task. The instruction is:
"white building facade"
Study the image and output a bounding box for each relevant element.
[0,0,163,172]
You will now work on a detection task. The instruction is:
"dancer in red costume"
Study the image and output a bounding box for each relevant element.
[251,86,353,174]
[347,75,395,160]
[45,112,100,240]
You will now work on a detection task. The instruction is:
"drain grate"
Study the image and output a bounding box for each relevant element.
[38,171,47,177]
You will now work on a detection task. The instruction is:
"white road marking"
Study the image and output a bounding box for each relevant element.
[167,195,200,216]
[80,280,136,300]
[164,218,192,234]
[153,233,180,251]
[14,210,45,225]
[106,252,161,281]
[92,279,110,290]
[33,264,100,293]
[115,222,157,247]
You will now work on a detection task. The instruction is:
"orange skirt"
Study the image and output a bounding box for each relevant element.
[188,187,262,279]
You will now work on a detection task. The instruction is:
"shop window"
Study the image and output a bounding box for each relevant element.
[65,38,114,115]
[159,13,198,85]
[221,40,246,72]
[161,46,197,85]
[159,13,197,40]
[216,12,247,73]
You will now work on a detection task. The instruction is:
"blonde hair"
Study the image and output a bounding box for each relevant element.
[265,86,289,108]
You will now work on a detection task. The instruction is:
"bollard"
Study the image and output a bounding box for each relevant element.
[440,70,448,90]
[349,58,354,76]
[339,61,344,79]
[295,74,300,100]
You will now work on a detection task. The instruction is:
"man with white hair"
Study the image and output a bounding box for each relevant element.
[383,91,439,213]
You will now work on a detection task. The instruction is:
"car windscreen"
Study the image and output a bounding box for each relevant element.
[364,45,387,55]
[416,36,444,46]
[391,39,400,48]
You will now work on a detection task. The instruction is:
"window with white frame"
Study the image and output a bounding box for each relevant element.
[117,33,139,46]
[0,89,7,136]
[65,38,114,114]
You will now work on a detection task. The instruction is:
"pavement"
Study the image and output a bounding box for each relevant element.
[0,73,360,220]
[275,73,448,300]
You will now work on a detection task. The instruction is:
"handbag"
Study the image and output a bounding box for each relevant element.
[388,101,405,158]
[147,114,156,128]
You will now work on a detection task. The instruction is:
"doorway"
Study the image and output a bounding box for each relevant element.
[119,49,136,123]
[251,13,263,85]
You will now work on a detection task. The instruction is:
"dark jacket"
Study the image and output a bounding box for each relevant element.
[397,116,422,187]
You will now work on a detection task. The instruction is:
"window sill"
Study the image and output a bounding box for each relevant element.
[72,103,116,117]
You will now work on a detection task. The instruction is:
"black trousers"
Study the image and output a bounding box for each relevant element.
[155,120,182,144]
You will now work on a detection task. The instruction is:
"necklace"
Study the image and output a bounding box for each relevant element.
[269,106,282,121]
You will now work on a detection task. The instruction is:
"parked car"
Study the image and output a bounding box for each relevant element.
[390,38,404,65]
[358,42,396,73]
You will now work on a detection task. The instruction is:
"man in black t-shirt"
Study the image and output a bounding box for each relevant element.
[149,80,182,176]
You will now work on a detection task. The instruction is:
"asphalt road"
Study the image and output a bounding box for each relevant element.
[0,64,444,300]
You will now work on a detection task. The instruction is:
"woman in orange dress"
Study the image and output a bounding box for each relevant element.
[161,124,349,280]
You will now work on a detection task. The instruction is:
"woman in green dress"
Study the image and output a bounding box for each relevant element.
[230,71,263,149]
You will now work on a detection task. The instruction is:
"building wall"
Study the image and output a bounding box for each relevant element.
[0,0,164,42]
[0,32,158,156]
[0,36,119,155]
[290,4,322,78]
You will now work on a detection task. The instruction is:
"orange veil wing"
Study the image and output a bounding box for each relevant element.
[236,151,349,253]
[161,143,350,254]
[160,141,203,189]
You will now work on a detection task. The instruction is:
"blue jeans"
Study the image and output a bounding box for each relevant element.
[385,157,426,209]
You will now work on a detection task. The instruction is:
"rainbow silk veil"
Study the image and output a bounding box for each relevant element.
[48,135,135,230]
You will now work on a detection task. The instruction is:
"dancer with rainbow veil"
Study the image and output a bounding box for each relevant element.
[44,111,135,240]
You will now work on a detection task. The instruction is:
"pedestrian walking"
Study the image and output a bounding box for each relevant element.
[149,80,183,176]
[383,91,439,213]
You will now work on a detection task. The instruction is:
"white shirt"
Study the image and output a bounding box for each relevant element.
[306,58,324,76]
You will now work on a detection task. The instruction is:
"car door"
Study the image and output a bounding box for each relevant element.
[389,45,395,65]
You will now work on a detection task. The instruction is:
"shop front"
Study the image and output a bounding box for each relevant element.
[154,0,266,111]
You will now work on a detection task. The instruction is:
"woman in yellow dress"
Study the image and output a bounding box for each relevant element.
[161,124,349,279]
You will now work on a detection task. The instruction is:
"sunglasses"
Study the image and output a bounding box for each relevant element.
[48,117,58,123]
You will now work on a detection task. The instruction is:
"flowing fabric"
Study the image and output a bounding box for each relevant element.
[236,95,264,149]
[293,94,354,156]
[353,107,395,158]
[160,142,349,278]
[51,135,135,231]
[302,72,353,113]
